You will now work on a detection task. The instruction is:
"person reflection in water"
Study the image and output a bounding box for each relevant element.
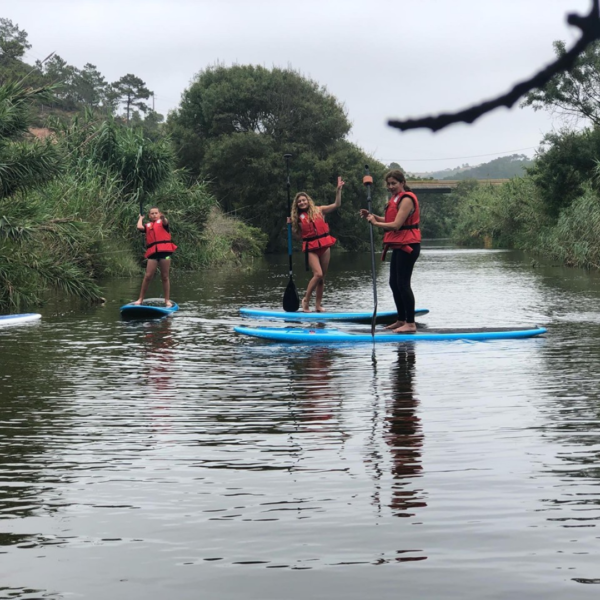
[294,347,338,431]
[384,346,426,518]
[142,318,176,398]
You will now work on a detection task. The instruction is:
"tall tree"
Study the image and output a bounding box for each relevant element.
[110,74,152,123]
[73,63,107,109]
[522,39,600,126]
[37,54,79,109]
[168,64,385,251]
[0,18,31,64]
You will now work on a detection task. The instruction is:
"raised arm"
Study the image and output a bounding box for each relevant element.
[137,215,145,232]
[321,176,345,214]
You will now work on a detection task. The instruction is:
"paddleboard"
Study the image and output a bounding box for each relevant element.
[240,307,429,323]
[120,299,179,320]
[0,313,42,327]
[234,324,547,344]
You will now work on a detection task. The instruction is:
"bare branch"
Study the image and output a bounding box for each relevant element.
[388,0,600,133]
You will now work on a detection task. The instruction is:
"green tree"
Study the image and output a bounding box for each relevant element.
[37,54,79,110]
[168,64,386,251]
[387,162,405,172]
[0,82,104,309]
[0,83,62,198]
[110,74,152,123]
[73,63,108,109]
[0,18,31,64]
[522,40,600,126]
[527,127,600,218]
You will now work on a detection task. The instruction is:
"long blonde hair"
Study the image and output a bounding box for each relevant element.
[291,192,321,234]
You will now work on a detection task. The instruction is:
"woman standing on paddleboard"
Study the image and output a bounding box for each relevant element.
[360,170,421,333]
[288,177,344,312]
[132,206,177,307]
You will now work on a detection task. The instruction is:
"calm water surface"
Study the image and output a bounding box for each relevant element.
[2,245,600,599]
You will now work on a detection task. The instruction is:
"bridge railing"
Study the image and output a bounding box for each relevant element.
[408,179,509,194]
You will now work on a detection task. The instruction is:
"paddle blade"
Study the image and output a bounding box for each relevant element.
[283,277,300,312]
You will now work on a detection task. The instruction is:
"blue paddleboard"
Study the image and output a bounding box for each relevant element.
[234,325,547,344]
[120,299,179,320]
[240,307,429,323]
[0,313,41,327]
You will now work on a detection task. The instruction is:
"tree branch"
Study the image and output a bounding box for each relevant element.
[387,0,600,132]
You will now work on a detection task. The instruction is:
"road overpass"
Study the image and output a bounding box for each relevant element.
[408,179,509,194]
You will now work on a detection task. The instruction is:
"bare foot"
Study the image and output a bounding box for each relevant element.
[384,320,405,330]
[315,306,326,313]
[301,298,311,312]
[165,300,173,308]
[131,299,143,305]
[393,324,417,334]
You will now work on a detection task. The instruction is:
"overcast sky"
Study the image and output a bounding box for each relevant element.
[5,0,592,172]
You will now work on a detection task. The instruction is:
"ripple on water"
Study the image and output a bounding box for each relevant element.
[1,249,600,599]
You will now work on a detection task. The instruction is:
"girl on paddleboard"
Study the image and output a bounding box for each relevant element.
[288,177,344,312]
[360,170,421,333]
[132,206,177,307]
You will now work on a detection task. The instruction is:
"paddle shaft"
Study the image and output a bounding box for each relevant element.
[364,165,378,336]
[285,154,293,275]
[282,153,300,312]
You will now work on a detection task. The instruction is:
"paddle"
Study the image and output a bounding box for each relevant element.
[363,165,378,336]
[283,153,300,312]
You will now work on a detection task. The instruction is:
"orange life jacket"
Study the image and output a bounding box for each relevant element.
[299,210,336,252]
[382,191,421,257]
[144,219,177,259]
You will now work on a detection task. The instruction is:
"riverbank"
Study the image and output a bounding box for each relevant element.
[450,125,600,270]
[0,84,267,313]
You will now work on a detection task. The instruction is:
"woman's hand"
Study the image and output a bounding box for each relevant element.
[286,217,292,224]
[366,214,377,225]
[337,176,345,190]
[359,208,369,219]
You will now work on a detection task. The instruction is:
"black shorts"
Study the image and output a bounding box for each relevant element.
[147,252,172,261]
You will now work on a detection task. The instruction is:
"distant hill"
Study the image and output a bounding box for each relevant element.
[416,154,534,180]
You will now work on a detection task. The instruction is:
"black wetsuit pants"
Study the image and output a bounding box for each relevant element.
[389,244,421,323]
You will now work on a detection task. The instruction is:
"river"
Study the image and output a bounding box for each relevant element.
[1,243,600,599]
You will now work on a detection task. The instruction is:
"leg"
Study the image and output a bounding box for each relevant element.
[385,250,406,329]
[158,258,172,307]
[393,246,421,333]
[314,249,331,312]
[133,260,158,304]
[303,252,325,312]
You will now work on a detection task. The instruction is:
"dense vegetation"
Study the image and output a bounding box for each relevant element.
[5,16,600,314]
[0,19,387,311]
[167,64,387,252]
[450,40,600,268]
[0,20,270,311]
[0,83,266,311]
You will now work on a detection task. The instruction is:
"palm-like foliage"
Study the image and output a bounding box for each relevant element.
[0,83,63,199]
[0,83,103,310]
[58,113,173,200]
[0,82,260,311]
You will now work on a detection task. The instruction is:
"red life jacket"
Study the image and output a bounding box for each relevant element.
[144,219,177,259]
[299,210,336,252]
[382,191,421,256]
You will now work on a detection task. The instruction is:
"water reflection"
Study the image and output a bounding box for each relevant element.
[4,247,600,597]
[385,347,426,520]
[366,347,426,521]
[291,347,339,430]
[137,317,177,398]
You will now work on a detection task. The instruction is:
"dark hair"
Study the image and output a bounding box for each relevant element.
[385,169,411,192]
